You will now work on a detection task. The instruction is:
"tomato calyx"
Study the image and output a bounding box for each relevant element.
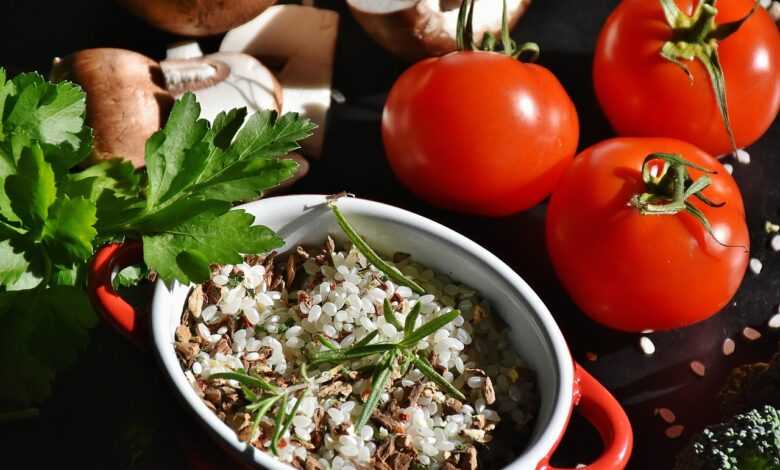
[456,0,540,62]
[629,152,744,249]
[659,0,759,156]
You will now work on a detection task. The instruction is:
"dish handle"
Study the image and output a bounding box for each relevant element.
[87,241,146,348]
[537,363,633,470]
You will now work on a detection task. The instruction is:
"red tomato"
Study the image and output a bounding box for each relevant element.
[382,52,579,216]
[594,0,780,156]
[546,137,749,332]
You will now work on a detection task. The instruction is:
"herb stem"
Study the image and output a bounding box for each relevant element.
[328,202,425,294]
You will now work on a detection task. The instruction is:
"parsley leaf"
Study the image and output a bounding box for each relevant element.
[139,94,314,219]
[5,72,88,154]
[142,205,283,284]
[144,92,209,209]
[0,240,29,288]
[42,196,97,263]
[188,156,299,202]
[0,286,96,407]
[5,144,56,231]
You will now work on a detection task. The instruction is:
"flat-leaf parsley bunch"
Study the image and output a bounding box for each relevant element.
[0,68,314,417]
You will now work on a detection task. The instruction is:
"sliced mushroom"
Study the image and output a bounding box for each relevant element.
[50,48,174,168]
[220,5,339,159]
[118,0,277,37]
[161,41,282,123]
[348,0,532,61]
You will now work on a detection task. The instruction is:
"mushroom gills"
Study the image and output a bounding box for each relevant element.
[161,42,282,125]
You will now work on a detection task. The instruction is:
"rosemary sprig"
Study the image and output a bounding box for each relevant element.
[208,369,306,455]
[309,308,464,429]
[328,201,425,294]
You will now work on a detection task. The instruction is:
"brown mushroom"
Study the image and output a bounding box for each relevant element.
[118,0,277,37]
[348,0,532,61]
[161,42,283,122]
[50,48,174,168]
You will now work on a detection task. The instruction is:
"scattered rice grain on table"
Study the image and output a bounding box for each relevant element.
[639,336,655,355]
[175,239,539,469]
[749,258,763,275]
[722,338,735,356]
[665,425,685,439]
[655,408,676,424]
[742,326,762,341]
[690,361,706,377]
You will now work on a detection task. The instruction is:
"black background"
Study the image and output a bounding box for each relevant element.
[1,0,779,469]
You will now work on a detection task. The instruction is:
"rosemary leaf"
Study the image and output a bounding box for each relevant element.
[317,335,339,351]
[209,370,279,394]
[353,329,379,348]
[270,392,289,455]
[248,395,282,441]
[398,310,461,349]
[404,302,422,336]
[412,354,466,401]
[383,298,403,330]
[355,351,396,430]
[310,343,397,366]
[329,203,425,294]
[274,390,305,453]
[241,384,258,403]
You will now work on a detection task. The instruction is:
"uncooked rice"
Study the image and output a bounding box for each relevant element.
[175,239,539,469]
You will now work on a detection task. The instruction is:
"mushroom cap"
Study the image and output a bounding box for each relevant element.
[51,48,173,168]
[118,0,277,37]
[161,51,283,122]
[348,0,532,61]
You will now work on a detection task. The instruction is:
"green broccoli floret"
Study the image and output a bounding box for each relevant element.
[675,406,780,470]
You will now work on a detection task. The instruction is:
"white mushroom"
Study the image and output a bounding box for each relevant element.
[347,0,532,60]
[50,48,174,168]
[220,4,339,159]
[161,42,282,123]
[117,0,277,37]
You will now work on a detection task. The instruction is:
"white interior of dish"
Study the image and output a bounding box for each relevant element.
[150,195,574,470]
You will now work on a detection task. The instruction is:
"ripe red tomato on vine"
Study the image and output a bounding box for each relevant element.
[382,0,579,216]
[594,0,780,157]
[546,137,749,332]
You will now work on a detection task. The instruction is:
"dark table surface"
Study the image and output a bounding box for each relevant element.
[2,1,780,469]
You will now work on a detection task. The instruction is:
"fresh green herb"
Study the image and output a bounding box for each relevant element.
[404,302,422,336]
[208,370,280,394]
[112,264,149,290]
[317,335,339,351]
[0,68,314,414]
[271,390,305,455]
[210,369,306,455]
[383,298,403,330]
[309,308,464,429]
[328,201,425,294]
[0,286,96,408]
[355,349,397,430]
[411,354,466,401]
[353,329,379,349]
